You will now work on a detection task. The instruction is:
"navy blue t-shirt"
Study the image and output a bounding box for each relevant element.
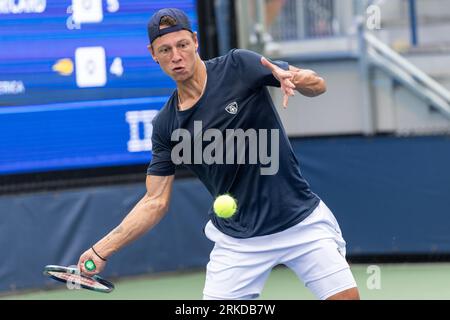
[147,49,320,238]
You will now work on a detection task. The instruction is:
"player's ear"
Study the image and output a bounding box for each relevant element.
[147,44,159,64]
[193,32,199,50]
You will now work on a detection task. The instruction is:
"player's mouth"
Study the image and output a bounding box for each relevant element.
[173,66,185,73]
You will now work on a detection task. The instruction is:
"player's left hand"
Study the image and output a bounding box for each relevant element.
[261,57,296,108]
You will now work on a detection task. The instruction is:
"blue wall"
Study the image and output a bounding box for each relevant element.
[291,135,450,255]
[0,179,213,293]
[1,135,450,292]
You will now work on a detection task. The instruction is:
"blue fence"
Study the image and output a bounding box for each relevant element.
[291,135,450,255]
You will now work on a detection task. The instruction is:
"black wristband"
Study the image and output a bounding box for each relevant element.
[91,246,107,261]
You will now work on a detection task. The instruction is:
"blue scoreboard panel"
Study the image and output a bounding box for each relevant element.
[0,0,198,175]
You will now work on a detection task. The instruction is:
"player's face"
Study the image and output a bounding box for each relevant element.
[150,30,199,82]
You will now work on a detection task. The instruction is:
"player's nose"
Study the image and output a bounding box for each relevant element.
[171,48,182,63]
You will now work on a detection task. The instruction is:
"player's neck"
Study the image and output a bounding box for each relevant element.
[176,57,207,111]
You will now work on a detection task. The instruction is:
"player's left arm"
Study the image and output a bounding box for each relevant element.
[261,57,326,107]
[288,65,326,98]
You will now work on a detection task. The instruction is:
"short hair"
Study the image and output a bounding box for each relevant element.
[159,15,177,28]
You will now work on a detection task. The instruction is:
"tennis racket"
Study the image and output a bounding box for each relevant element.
[43,261,114,293]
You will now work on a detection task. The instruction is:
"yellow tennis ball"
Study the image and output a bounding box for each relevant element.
[213,194,237,219]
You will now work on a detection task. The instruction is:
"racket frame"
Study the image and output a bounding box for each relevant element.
[43,265,114,293]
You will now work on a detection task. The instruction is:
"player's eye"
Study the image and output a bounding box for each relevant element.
[159,47,170,55]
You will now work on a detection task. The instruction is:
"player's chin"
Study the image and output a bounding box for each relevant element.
[171,72,191,82]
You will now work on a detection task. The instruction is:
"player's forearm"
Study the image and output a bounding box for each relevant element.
[289,66,326,97]
[93,194,169,259]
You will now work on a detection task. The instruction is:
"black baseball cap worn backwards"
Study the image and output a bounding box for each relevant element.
[148,8,193,44]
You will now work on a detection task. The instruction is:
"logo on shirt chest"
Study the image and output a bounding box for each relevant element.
[225,102,238,115]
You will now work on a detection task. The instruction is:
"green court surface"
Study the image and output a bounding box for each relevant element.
[2,263,450,300]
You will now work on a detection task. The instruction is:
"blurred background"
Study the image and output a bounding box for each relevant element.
[1,0,450,299]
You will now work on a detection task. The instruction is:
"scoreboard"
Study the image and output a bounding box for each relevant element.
[0,0,198,175]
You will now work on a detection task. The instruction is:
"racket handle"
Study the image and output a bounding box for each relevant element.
[85,259,96,271]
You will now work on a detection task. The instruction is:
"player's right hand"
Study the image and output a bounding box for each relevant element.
[77,247,106,276]
[261,57,296,108]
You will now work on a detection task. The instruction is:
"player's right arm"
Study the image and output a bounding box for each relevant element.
[77,174,174,275]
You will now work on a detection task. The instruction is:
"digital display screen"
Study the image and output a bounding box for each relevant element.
[0,0,198,175]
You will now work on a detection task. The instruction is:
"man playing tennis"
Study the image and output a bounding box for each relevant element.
[78,8,360,300]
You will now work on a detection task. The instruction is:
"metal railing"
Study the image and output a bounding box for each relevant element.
[235,0,351,54]
[269,0,337,41]
[361,28,450,120]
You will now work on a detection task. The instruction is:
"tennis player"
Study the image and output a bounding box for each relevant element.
[78,8,360,300]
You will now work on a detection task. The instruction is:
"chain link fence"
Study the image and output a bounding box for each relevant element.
[269,0,338,41]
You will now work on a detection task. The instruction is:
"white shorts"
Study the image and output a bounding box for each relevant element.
[203,200,357,300]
